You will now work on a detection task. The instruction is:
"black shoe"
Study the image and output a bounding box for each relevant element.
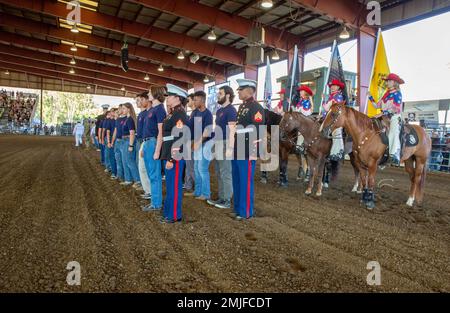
[207,199,221,206]
[160,217,181,224]
[215,200,231,209]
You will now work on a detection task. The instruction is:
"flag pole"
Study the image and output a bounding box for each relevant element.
[319,40,337,116]
[287,45,298,112]
[364,28,381,115]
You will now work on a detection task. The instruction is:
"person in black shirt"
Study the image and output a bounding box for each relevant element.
[96,104,109,166]
[160,84,190,224]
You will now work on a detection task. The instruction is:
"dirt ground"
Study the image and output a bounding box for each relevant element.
[0,135,449,293]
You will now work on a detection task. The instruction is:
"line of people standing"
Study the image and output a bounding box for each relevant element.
[94,80,265,223]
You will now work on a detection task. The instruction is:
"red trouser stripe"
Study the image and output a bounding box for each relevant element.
[174,161,179,221]
[246,160,251,218]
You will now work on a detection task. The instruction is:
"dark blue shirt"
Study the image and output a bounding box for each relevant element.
[106,118,115,136]
[115,117,126,139]
[190,108,213,142]
[215,104,237,140]
[143,104,166,139]
[122,116,136,137]
[136,110,147,139]
[188,108,199,140]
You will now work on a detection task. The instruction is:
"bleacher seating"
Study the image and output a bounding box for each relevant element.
[0,89,37,127]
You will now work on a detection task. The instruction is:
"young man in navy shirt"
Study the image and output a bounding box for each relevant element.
[183,94,196,193]
[142,86,167,211]
[207,86,237,209]
[136,92,151,199]
[188,91,214,201]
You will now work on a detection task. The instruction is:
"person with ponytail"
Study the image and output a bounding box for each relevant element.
[120,102,141,187]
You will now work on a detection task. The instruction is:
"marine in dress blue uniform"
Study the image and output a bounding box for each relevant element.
[161,84,189,223]
[232,79,265,220]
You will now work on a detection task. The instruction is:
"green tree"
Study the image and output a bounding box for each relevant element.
[35,91,96,125]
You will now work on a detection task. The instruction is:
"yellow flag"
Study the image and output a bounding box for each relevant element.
[367,31,390,117]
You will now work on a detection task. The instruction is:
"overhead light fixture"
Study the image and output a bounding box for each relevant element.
[261,0,273,9]
[121,86,125,91]
[86,85,91,90]
[207,29,217,41]
[70,23,79,33]
[70,57,76,65]
[144,73,150,81]
[190,53,200,64]
[177,50,185,60]
[203,76,210,83]
[4,69,10,75]
[70,43,78,52]
[271,50,280,61]
[69,68,75,74]
[158,64,164,72]
[339,26,350,39]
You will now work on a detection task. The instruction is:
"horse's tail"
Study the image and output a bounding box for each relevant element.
[330,159,341,182]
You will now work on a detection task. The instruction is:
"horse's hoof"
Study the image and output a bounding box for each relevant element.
[406,197,414,207]
[305,190,312,195]
[315,192,322,197]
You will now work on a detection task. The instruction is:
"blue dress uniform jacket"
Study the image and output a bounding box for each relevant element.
[232,97,265,220]
[161,106,189,222]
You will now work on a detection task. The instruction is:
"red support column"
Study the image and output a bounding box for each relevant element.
[357,29,377,113]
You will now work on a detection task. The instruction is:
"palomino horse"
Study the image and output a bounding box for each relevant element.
[280,111,340,196]
[261,109,303,187]
[320,103,431,208]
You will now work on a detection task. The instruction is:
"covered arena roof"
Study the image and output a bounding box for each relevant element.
[0,0,449,97]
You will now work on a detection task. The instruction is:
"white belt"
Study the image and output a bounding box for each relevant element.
[236,128,254,134]
[163,135,174,142]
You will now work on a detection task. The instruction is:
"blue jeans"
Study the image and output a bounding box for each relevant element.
[100,143,105,165]
[143,138,162,208]
[163,160,185,222]
[107,140,117,176]
[114,139,124,180]
[193,141,213,198]
[123,138,140,183]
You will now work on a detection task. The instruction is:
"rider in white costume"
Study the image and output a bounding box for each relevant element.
[368,73,404,164]
[322,79,346,161]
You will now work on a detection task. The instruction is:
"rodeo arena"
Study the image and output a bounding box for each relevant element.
[0,0,449,302]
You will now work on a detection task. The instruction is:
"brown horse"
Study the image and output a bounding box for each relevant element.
[261,109,304,187]
[280,111,338,196]
[320,103,431,208]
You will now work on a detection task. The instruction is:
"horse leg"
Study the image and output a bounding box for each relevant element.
[415,158,427,206]
[407,157,426,207]
[279,150,288,187]
[365,161,378,210]
[296,153,304,181]
[350,153,360,193]
[305,156,315,195]
[404,157,415,206]
[316,157,326,197]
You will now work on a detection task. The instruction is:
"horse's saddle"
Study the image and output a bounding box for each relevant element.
[371,116,389,146]
[401,123,419,148]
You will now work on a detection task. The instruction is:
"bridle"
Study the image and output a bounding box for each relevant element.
[321,104,344,138]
